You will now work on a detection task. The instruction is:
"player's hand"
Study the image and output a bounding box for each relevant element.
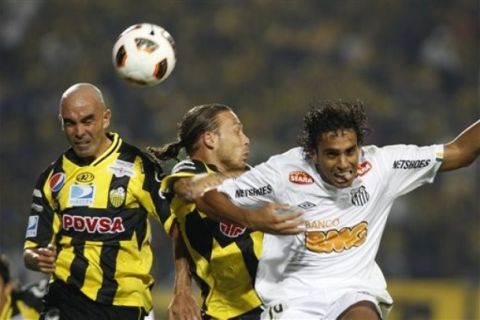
[247,203,304,235]
[35,244,57,274]
[167,291,201,320]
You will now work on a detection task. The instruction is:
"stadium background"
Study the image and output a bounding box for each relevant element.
[0,0,478,319]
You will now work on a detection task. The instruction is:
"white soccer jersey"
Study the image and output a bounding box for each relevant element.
[217,144,443,315]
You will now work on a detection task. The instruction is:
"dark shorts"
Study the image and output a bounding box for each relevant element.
[41,281,146,320]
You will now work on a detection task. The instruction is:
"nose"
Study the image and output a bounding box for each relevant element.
[243,132,250,146]
[337,154,349,169]
[74,124,86,137]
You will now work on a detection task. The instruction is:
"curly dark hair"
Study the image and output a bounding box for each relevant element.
[297,100,371,155]
[148,103,232,161]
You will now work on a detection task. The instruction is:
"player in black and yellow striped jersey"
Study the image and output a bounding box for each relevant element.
[23,83,168,320]
[0,255,46,320]
[150,104,263,320]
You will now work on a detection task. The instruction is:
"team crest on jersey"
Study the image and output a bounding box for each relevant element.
[69,185,95,206]
[219,222,246,238]
[289,171,314,184]
[108,159,135,178]
[350,186,369,206]
[25,215,39,238]
[76,172,94,183]
[109,186,126,208]
[356,161,372,176]
[49,172,65,192]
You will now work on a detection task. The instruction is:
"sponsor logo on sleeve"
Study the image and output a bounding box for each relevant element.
[26,215,39,238]
[289,171,314,184]
[393,159,431,169]
[235,184,272,198]
[219,222,246,238]
[49,173,65,192]
[68,185,95,207]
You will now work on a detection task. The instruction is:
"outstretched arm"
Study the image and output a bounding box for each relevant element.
[440,120,480,172]
[199,189,304,235]
[167,223,201,320]
[173,172,241,203]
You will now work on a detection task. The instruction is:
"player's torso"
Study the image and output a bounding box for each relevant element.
[260,149,392,287]
[169,161,263,318]
[42,140,156,308]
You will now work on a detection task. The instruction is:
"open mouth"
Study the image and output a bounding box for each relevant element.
[333,170,354,184]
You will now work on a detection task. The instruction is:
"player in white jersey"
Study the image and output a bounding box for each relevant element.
[199,100,480,320]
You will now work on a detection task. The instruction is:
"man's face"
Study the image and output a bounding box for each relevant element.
[311,128,360,188]
[59,98,111,160]
[214,111,250,171]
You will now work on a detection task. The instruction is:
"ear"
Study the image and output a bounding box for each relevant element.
[202,131,218,150]
[308,148,318,162]
[58,114,64,130]
[103,109,112,129]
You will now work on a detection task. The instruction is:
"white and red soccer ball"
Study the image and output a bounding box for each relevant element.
[112,23,176,86]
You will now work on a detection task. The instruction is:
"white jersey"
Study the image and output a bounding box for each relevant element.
[217,144,443,309]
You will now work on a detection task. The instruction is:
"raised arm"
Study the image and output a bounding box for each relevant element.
[199,189,304,234]
[440,120,480,172]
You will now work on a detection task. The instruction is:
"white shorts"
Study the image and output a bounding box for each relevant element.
[261,287,393,320]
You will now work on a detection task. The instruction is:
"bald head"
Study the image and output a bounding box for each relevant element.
[60,83,106,113]
[58,83,112,161]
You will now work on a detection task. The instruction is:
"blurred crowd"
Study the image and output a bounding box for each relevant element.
[0,0,478,290]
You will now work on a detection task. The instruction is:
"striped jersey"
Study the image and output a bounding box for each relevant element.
[24,133,169,311]
[0,279,47,320]
[217,145,443,306]
[161,160,263,319]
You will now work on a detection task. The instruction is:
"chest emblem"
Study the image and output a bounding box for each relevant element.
[350,186,369,206]
[109,187,126,208]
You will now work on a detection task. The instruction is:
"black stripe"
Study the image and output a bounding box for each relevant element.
[96,241,120,304]
[66,240,88,288]
[185,211,214,261]
[235,233,260,285]
[95,141,135,303]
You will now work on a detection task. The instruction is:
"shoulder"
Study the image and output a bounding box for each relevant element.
[171,159,210,175]
[264,147,305,166]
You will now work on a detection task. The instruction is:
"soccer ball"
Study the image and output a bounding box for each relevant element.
[112,23,176,86]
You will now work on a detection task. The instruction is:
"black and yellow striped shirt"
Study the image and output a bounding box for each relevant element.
[24,132,168,312]
[161,160,263,319]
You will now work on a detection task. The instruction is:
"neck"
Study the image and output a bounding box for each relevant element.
[191,150,226,173]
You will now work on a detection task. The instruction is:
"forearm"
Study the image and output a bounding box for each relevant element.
[171,223,192,293]
[197,190,250,226]
[441,120,480,171]
[174,173,236,203]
